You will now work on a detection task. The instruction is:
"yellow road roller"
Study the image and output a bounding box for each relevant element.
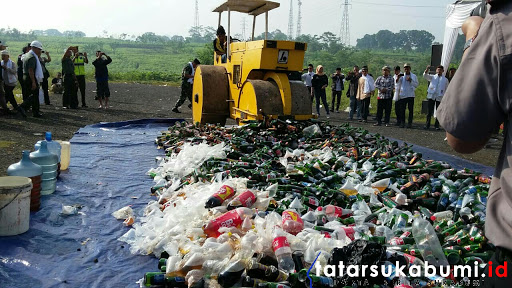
[192,0,313,126]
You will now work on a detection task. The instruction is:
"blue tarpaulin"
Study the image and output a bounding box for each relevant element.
[0,119,494,288]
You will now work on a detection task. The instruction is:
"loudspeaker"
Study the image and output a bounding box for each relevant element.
[430,44,443,73]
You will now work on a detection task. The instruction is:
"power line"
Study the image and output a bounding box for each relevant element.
[352,1,445,8]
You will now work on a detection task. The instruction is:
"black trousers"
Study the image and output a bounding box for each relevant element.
[331,90,342,111]
[394,100,401,124]
[376,98,392,124]
[360,97,371,120]
[63,74,78,108]
[307,86,313,103]
[18,74,27,102]
[4,85,18,110]
[426,99,440,128]
[42,77,50,104]
[481,247,512,287]
[397,97,414,125]
[314,89,329,115]
[75,75,86,106]
[19,81,40,115]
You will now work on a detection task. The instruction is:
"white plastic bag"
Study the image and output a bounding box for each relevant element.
[39,88,44,104]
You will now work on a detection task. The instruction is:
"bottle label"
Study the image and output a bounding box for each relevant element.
[389,237,405,245]
[212,210,243,230]
[403,253,417,263]
[272,236,290,252]
[214,185,235,201]
[235,190,256,207]
[282,210,304,225]
[329,206,344,218]
[341,227,355,240]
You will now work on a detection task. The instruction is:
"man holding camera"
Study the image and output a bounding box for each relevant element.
[92,51,112,109]
[62,47,78,109]
[330,68,344,113]
[423,65,448,130]
[345,65,361,120]
[72,47,88,107]
[438,1,512,286]
[39,50,51,105]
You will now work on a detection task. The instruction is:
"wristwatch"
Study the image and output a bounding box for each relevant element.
[463,37,475,53]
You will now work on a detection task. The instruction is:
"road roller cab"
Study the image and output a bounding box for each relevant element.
[192,0,313,126]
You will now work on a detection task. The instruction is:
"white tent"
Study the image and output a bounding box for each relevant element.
[441,0,483,69]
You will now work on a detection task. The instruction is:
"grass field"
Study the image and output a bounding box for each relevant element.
[3,35,435,120]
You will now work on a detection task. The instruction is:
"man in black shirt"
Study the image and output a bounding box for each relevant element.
[92,51,112,109]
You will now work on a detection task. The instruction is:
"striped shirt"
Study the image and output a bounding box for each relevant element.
[374,75,394,99]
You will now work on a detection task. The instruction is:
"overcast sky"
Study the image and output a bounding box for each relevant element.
[3,0,455,45]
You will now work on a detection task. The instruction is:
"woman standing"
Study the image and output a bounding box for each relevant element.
[311,65,330,118]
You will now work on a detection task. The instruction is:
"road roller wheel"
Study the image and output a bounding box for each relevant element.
[192,65,229,126]
[238,79,283,120]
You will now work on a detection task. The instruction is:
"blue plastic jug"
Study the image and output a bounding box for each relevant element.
[30,141,58,195]
[35,132,62,176]
[35,132,62,162]
[7,151,44,211]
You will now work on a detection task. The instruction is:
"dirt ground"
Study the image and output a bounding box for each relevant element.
[0,82,501,176]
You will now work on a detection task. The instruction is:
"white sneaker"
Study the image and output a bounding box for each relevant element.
[326,115,330,119]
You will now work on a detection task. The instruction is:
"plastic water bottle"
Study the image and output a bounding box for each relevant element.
[272,227,296,273]
[35,132,62,162]
[30,141,58,195]
[411,217,448,267]
[35,132,62,175]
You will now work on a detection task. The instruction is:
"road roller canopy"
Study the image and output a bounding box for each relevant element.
[213,0,280,16]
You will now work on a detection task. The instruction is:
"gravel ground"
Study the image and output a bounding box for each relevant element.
[0,82,501,176]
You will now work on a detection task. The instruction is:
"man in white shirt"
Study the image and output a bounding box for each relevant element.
[396,63,419,128]
[423,65,449,130]
[357,66,375,123]
[301,64,315,101]
[393,66,403,126]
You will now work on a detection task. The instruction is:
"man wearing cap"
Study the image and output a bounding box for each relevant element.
[330,68,345,113]
[172,58,200,113]
[396,63,418,128]
[438,2,512,286]
[301,64,315,101]
[423,65,448,130]
[18,40,44,117]
[62,47,78,109]
[92,51,112,109]
[214,26,228,63]
[345,65,362,120]
[72,47,88,107]
[374,66,394,126]
[356,66,375,123]
[1,50,21,113]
